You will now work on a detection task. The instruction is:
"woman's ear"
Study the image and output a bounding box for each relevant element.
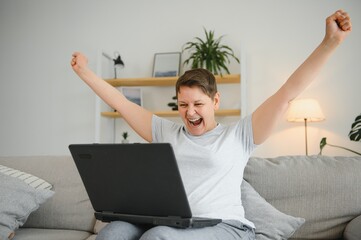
[213,92,220,110]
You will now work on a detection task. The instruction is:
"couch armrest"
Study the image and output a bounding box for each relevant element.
[344,215,361,240]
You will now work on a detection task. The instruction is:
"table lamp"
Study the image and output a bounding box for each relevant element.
[287,98,325,155]
[102,52,124,78]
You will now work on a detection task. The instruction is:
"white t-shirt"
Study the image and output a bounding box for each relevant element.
[152,114,257,228]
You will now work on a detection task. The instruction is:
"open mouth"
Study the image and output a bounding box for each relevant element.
[188,117,203,126]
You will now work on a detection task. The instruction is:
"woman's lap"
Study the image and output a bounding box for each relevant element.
[96,220,255,240]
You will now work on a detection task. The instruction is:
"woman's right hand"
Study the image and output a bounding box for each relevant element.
[71,52,88,74]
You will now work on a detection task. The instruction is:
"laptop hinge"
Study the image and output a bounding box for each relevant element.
[102,211,114,214]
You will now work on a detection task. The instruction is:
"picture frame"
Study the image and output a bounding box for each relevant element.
[152,52,181,77]
[121,87,143,106]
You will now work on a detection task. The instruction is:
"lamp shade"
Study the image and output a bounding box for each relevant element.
[287,98,325,122]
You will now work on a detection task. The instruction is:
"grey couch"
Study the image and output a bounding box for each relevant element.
[0,155,360,240]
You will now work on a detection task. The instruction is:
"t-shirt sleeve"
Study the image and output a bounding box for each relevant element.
[152,115,180,143]
[235,114,258,155]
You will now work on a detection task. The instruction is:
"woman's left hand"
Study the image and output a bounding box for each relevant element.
[325,9,352,44]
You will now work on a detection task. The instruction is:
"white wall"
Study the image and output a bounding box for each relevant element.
[0,0,360,156]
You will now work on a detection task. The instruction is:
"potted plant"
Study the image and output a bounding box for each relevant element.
[182,28,240,75]
[167,96,178,111]
[319,114,361,156]
[122,132,129,143]
[319,137,360,156]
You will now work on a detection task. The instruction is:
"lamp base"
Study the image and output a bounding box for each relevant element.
[304,118,308,156]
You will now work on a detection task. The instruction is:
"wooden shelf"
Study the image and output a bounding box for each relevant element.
[105,74,240,87]
[101,109,241,118]
[101,74,241,119]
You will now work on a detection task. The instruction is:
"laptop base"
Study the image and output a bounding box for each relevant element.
[95,212,222,229]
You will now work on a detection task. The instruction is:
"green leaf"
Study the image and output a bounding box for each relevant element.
[349,114,361,141]
[319,137,327,155]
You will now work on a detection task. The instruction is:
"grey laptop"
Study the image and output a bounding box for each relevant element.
[68,143,222,228]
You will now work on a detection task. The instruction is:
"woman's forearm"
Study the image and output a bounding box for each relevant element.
[279,37,340,102]
[76,66,127,111]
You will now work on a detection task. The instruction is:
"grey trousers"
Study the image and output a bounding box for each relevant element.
[96,220,255,240]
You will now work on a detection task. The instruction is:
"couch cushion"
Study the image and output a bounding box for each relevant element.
[0,156,95,233]
[13,228,91,240]
[244,155,361,239]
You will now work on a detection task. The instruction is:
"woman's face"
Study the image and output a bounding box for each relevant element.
[177,86,220,136]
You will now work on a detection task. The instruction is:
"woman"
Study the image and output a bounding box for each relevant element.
[71,10,351,240]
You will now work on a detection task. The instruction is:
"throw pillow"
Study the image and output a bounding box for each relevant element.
[0,164,52,190]
[344,215,361,240]
[241,180,305,240]
[0,172,54,240]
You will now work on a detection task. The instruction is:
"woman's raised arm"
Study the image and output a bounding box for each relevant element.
[252,10,352,145]
[71,52,153,142]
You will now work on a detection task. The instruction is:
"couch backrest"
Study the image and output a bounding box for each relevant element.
[0,156,95,232]
[244,155,361,239]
